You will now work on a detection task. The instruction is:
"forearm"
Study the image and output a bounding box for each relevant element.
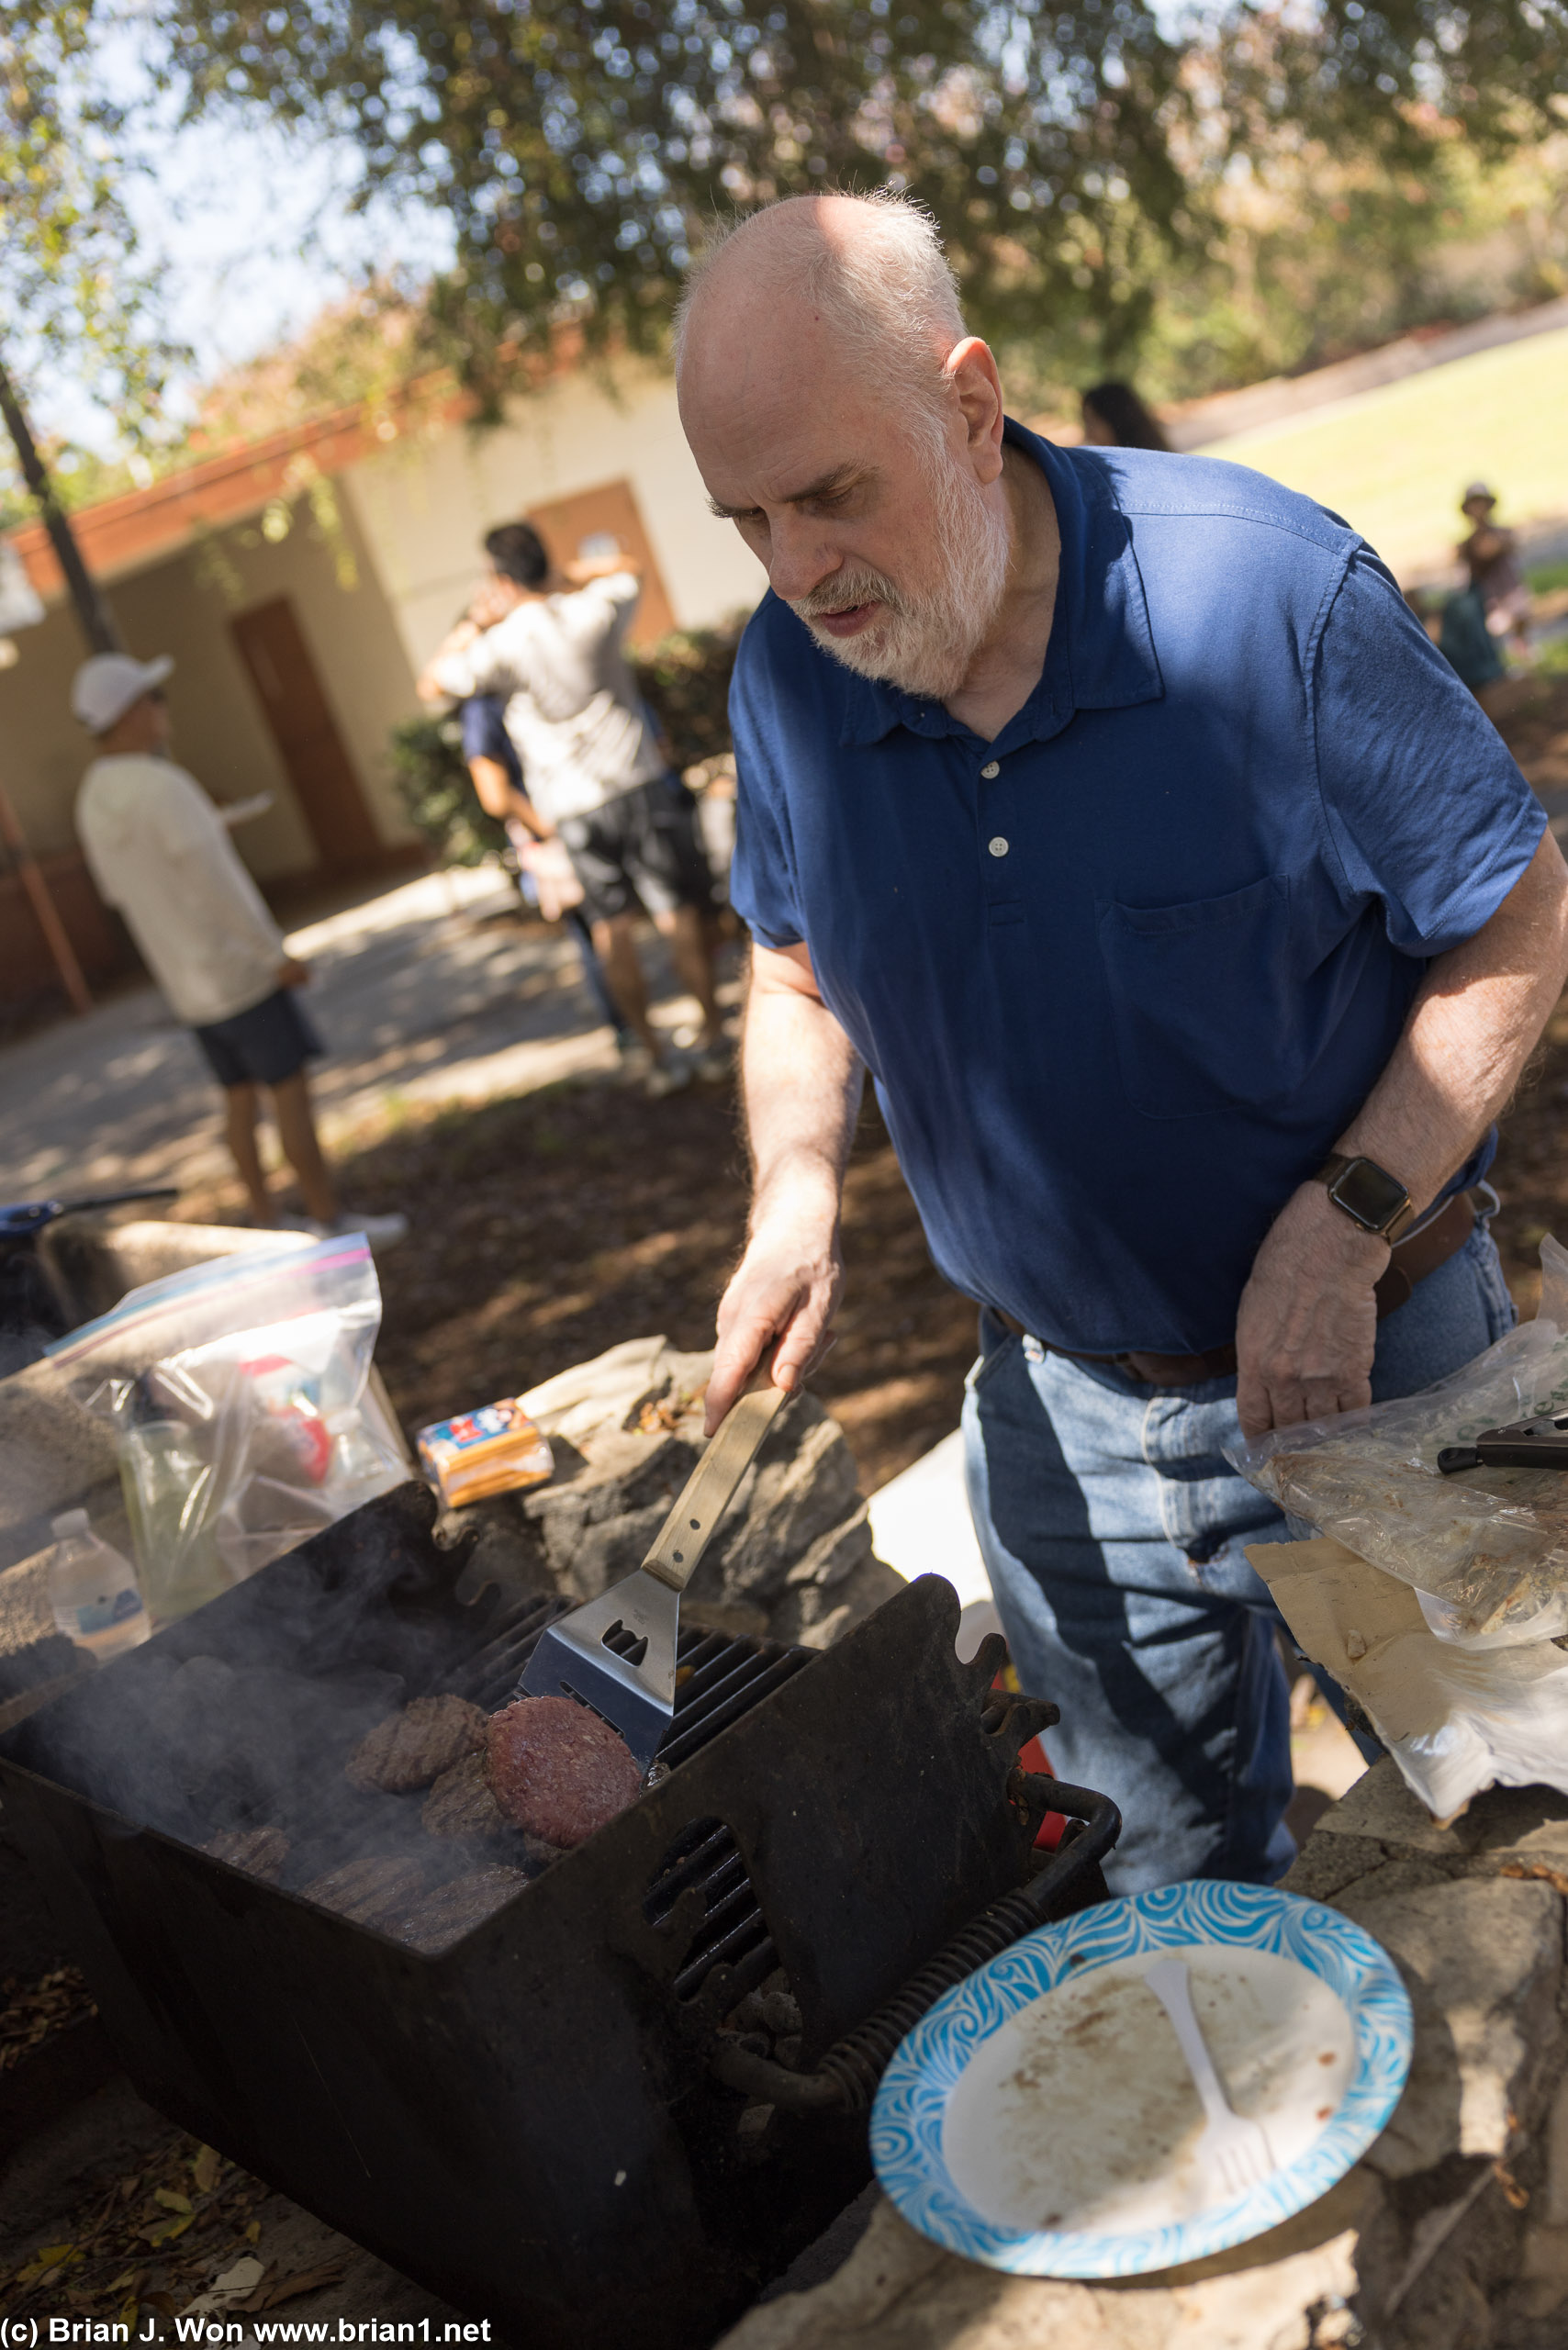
[742,977,863,1238]
[1337,831,1568,1208]
[1236,830,1568,1434]
[416,619,482,705]
[705,943,861,1427]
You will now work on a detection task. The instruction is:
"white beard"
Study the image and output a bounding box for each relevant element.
[790,442,1012,700]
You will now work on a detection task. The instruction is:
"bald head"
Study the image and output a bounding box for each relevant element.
[674,192,965,410]
[676,194,1014,703]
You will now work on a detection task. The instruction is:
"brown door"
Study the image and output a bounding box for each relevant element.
[230,599,382,871]
[524,480,676,651]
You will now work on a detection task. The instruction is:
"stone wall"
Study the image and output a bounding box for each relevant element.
[715,1760,1568,2350]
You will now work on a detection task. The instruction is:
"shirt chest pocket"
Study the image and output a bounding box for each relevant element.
[1097,875,1305,1120]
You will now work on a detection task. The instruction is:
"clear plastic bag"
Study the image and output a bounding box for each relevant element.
[1226,1234,1568,1647]
[46,1236,408,1620]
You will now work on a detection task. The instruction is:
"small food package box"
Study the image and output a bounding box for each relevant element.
[416,1396,554,1508]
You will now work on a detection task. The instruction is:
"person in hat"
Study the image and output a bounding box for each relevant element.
[72,653,405,1247]
[1457,483,1531,662]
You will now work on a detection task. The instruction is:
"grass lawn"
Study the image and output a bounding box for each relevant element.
[1195,324,1568,582]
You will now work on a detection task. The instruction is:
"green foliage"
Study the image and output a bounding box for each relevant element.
[1126,137,1568,405]
[633,617,745,774]
[0,5,188,518]
[1226,2,1568,172]
[140,0,1568,403]
[386,711,510,867]
[151,0,1196,392]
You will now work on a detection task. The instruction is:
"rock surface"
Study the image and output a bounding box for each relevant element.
[716,1757,1568,2350]
[449,1335,905,1651]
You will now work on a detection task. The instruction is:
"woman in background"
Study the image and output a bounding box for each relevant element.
[1081,380,1170,452]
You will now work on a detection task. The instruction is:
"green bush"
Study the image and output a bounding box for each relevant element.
[633,615,747,773]
[386,712,510,867]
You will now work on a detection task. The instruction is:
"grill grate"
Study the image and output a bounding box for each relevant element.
[454,1592,807,2012]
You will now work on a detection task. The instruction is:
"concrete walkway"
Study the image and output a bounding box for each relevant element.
[0,865,720,1206]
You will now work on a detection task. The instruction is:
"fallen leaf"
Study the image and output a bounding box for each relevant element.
[118,2303,138,2336]
[245,2221,262,2244]
[191,2145,222,2194]
[145,2213,194,2247]
[155,2188,194,2214]
[120,2177,142,2200]
[241,2262,345,2311]
[108,2273,139,2293]
[18,2244,82,2286]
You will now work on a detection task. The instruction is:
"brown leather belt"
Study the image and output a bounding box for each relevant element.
[996,1189,1481,1387]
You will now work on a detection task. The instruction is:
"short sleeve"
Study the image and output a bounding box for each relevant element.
[430,618,525,701]
[728,621,805,950]
[1313,548,1544,954]
[567,570,641,645]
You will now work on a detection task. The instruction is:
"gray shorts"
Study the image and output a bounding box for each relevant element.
[192,988,321,1090]
[557,778,715,925]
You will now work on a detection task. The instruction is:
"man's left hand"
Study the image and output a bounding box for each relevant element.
[1234,1183,1389,1438]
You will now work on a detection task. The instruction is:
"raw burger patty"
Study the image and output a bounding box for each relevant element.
[345,1694,487,1794]
[485,1696,642,1847]
[392,1865,528,1956]
[301,1854,426,1930]
[203,1825,290,1881]
[422,1751,506,1841]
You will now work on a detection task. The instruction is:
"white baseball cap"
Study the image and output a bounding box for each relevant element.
[71,651,174,733]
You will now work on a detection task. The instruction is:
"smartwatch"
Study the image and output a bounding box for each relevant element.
[1315,1153,1417,1245]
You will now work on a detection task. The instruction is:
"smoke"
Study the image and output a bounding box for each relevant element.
[0,1484,536,1894]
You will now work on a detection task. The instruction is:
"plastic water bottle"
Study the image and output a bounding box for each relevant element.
[48,1511,152,1661]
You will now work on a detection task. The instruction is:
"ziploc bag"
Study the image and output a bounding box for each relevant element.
[46,1235,408,1620]
[1227,1234,1568,1648]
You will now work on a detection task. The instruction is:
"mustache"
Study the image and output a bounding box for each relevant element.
[790,567,908,622]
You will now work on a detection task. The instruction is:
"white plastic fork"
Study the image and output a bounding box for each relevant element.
[1142,1957,1275,2200]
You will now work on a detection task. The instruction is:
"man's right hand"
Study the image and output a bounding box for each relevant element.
[705,1209,843,1433]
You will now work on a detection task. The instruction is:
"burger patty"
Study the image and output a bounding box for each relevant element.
[202,1825,290,1882]
[485,1695,642,1848]
[422,1750,507,1841]
[345,1694,488,1795]
[301,1853,427,1930]
[392,1865,528,1956]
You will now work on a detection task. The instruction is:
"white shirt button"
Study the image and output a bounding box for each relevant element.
[980,760,1001,778]
[988,835,1010,857]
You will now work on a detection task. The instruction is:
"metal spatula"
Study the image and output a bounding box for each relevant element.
[521,1382,792,1769]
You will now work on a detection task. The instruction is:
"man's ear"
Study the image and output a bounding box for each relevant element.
[945,338,1005,486]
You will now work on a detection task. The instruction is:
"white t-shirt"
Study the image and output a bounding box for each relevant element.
[75,755,286,1027]
[430,572,666,823]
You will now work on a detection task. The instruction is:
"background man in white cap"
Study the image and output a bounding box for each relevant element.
[72,652,404,1247]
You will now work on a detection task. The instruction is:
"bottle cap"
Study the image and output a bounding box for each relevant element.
[51,1509,90,1540]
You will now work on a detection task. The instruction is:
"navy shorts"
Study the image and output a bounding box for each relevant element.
[557,776,716,926]
[191,988,322,1090]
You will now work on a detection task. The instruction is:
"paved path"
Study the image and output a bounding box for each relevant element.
[0,866,722,1205]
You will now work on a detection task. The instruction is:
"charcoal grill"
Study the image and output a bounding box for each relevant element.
[0,1482,1117,2350]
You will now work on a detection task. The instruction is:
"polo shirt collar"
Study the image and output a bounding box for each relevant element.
[838,416,1163,749]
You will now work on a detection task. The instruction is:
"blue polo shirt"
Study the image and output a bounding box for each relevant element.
[728,422,1545,1355]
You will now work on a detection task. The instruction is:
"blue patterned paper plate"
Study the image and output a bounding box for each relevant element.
[870,1881,1412,2277]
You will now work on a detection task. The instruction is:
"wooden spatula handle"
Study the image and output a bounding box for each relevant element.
[641,1384,792,1593]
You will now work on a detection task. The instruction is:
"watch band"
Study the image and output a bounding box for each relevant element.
[1316,1153,1418,1246]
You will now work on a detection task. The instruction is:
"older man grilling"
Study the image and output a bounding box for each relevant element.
[675,192,1568,1893]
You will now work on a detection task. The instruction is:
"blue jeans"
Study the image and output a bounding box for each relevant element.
[961,1222,1518,1895]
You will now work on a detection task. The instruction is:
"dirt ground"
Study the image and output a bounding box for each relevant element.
[177,672,1568,1494]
